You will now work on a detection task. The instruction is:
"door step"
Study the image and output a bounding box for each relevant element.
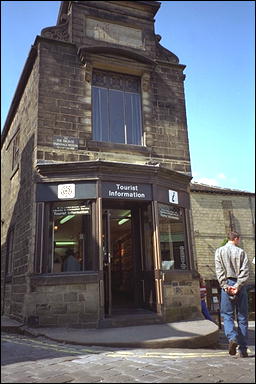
[99,312,164,328]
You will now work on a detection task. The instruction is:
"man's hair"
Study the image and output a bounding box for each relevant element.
[227,231,240,241]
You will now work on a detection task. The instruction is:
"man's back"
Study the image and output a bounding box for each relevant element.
[215,241,249,290]
[214,231,250,358]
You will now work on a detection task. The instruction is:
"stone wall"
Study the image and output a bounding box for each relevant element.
[1,56,39,319]
[69,2,159,54]
[162,271,202,322]
[35,37,190,174]
[25,275,99,327]
[37,0,191,175]
[36,39,89,163]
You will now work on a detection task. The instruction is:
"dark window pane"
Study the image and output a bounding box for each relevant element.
[92,87,109,141]
[109,89,125,144]
[158,204,188,270]
[125,93,142,145]
[92,70,142,145]
[109,74,124,91]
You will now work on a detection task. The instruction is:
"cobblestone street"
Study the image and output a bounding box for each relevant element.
[1,324,255,383]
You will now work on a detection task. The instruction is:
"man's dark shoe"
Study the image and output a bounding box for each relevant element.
[239,350,248,358]
[228,339,237,355]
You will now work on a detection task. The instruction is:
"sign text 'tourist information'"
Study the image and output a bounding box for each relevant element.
[102,182,152,200]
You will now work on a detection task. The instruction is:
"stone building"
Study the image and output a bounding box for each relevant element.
[190,183,255,318]
[2,0,203,327]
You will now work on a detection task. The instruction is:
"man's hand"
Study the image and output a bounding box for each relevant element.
[226,286,238,296]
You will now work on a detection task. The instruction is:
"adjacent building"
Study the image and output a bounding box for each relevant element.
[190,183,255,318]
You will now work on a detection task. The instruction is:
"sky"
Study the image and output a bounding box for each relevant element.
[1,1,255,192]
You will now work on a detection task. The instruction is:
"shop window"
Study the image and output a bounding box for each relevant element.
[92,70,143,145]
[158,203,189,270]
[46,201,94,273]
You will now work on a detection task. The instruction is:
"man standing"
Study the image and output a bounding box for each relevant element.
[215,231,249,357]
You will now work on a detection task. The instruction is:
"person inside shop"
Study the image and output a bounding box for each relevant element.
[199,274,215,322]
[63,249,81,272]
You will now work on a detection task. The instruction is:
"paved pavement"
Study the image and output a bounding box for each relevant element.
[1,317,255,383]
[1,325,255,383]
[1,315,219,349]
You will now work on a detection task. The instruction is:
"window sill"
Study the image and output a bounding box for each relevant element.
[30,272,99,290]
[161,269,193,283]
[87,140,150,155]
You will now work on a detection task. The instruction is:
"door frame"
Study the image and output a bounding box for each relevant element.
[100,200,160,317]
[102,209,112,316]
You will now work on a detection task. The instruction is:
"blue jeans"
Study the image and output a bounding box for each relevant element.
[221,279,248,352]
[201,300,214,322]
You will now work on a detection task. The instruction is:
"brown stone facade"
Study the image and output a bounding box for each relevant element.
[1,51,39,320]
[37,1,190,173]
[2,1,201,328]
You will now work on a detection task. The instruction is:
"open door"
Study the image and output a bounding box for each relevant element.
[102,203,156,316]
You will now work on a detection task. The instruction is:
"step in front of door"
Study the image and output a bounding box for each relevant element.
[98,313,164,328]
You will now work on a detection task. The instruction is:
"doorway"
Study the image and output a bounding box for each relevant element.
[102,202,156,317]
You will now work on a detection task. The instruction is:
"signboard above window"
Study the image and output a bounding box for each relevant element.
[85,18,144,50]
[102,182,152,200]
[36,182,96,202]
[159,205,182,220]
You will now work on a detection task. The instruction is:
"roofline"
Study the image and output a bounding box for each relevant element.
[36,159,192,182]
[190,182,255,196]
[57,1,161,24]
[1,36,75,148]
[1,43,38,146]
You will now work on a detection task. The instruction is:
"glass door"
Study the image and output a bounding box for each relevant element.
[137,204,157,311]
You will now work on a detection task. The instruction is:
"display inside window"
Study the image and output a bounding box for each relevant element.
[158,203,188,270]
[92,70,142,145]
[49,201,92,273]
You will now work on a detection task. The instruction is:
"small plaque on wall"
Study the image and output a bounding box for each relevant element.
[169,190,179,204]
[58,184,75,199]
[53,136,78,150]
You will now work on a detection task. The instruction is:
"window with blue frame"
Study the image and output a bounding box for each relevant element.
[92,70,143,145]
